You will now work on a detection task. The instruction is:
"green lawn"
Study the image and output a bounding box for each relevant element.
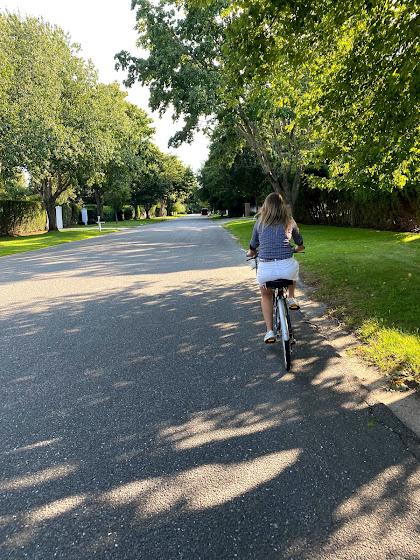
[0,229,118,257]
[225,219,420,389]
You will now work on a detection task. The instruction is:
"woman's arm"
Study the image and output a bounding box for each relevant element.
[248,222,259,256]
[290,220,303,247]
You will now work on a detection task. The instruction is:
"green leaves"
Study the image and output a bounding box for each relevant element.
[0,12,156,229]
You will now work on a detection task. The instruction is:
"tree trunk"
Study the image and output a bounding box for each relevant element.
[235,114,282,194]
[94,190,105,220]
[235,108,306,213]
[159,199,166,217]
[42,178,58,231]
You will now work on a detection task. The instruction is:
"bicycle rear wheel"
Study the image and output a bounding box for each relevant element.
[277,297,291,371]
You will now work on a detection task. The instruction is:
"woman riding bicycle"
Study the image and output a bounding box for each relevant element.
[246,193,305,343]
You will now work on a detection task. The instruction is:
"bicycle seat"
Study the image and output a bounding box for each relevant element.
[266,279,293,288]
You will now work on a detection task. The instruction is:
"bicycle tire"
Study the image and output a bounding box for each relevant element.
[273,294,280,337]
[285,299,294,344]
[279,298,291,371]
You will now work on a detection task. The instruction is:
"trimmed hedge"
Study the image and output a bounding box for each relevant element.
[62,203,81,227]
[0,199,47,236]
[83,204,116,224]
[295,182,420,232]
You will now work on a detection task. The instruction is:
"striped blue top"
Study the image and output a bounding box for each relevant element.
[250,219,303,260]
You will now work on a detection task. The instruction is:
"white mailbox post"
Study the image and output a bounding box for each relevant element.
[55,206,63,229]
[97,216,105,231]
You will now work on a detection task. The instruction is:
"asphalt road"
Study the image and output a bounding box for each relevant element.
[1,215,419,560]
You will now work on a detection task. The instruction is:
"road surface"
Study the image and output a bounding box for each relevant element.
[1,215,419,559]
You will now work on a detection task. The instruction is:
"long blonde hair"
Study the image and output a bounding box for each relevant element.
[256,193,292,230]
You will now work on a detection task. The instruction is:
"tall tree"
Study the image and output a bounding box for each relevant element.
[0,13,156,229]
[1,13,99,229]
[86,85,154,219]
[196,0,420,189]
[116,0,313,209]
[199,124,270,214]
[130,144,169,219]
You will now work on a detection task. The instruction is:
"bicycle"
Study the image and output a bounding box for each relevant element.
[247,252,300,371]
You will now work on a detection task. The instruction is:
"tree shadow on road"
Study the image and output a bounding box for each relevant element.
[1,231,420,558]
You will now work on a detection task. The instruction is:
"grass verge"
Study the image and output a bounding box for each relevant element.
[0,229,118,257]
[224,219,420,390]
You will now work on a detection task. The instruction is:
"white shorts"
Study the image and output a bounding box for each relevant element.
[256,257,299,287]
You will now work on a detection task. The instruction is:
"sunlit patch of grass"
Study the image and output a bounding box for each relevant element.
[356,321,420,390]
[0,229,118,257]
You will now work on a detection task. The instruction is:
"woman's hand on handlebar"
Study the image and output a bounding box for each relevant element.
[246,249,257,257]
[294,245,305,253]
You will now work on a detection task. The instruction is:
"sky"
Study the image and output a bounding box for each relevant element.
[2,0,209,171]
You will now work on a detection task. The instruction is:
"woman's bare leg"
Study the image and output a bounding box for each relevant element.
[288,281,296,299]
[260,287,274,331]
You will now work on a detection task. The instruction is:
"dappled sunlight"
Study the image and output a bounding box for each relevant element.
[399,233,420,243]
[83,367,105,378]
[157,404,302,451]
[310,461,420,559]
[3,494,88,550]
[0,463,79,491]
[26,494,88,525]
[211,322,240,331]
[2,438,62,455]
[2,218,419,557]
[7,375,35,385]
[124,353,164,365]
[101,450,301,518]
[113,381,135,389]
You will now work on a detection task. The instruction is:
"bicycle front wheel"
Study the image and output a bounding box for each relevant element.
[277,298,291,371]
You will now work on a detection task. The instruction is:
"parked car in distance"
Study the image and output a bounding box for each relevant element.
[201,208,209,215]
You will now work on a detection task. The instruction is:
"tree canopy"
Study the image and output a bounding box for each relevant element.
[117,0,420,206]
[0,11,178,230]
[193,0,420,189]
[116,0,314,208]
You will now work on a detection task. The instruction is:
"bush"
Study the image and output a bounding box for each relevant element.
[103,206,115,221]
[62,202,82,227]
[0,199,47,236]
[83,204,115,224]
[122,205,134,220]
[295,181,420,232]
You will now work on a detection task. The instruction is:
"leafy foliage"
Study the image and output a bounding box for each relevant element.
[194,0,420,190]
[199,124,270,214]
[0,12,157,231]
[116,0,313,207]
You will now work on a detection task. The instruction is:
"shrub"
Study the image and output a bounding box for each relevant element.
[62,202,82,227]
[0,199,47,236]
[84,204,115,224]
[103,206,115,221]
[122,205,134,220]
[295,181,420,232]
